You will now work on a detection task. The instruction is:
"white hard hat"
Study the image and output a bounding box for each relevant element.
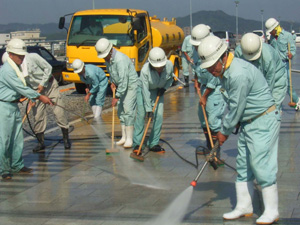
[190,24,210,46]
[2,52,9,64]
[240,33,262,61]
[198,36,227,69]
[72,59,85,74]
[148,47,167,67]
[265,18,279,33]
[6,38,27,55]
[95,38,113,58]
[292,30,295,34]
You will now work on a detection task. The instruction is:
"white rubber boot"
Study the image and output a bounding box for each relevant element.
[94,106,102,119]
[123,126,133,148]
[256,184,279,224]
[116,125,126,146]
[91,105,97,116]
[223,182,253,220]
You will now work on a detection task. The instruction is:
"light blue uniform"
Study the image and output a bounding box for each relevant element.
[235,43,287,108]
[105,49,138,126]
[0,62,40,176]
[79,64,108,107]
[133,61,173,149]
[194,50,225,132]
[181,35,195,77]
[269,29,298,103]
[220,57,280,187]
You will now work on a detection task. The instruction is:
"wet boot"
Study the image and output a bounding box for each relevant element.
[184,76,189,87]
[61,128,71,149]
[256,184,279,224]
[196,128,211,155]
[116,125,126,146]
[211,131,224,166]
[123,126,133,148]
[223,182,254,220]
[33,133,45,152]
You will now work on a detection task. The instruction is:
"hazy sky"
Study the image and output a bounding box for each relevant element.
[0,0,299,25]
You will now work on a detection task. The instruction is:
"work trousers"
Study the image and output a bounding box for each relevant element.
[117,85,136,126]
[89,78,108,107]
[237,109,281,187]
[32,79,69,133]
[197,86,225,132]
[0,102,24,175]
[133,87,164,149]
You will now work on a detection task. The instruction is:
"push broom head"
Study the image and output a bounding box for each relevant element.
[105,148,119,155]
[130,152,144,162]
[288,102,296,107]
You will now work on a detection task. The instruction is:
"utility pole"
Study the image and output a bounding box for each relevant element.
[261,9,264,31]
[92,0,95,9]
[234,0,240,39]
[190,0,193,32]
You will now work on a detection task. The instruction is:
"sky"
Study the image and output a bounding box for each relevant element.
[0,0,299,25]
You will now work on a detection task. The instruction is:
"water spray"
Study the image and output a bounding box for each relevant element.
[172,73,186,86]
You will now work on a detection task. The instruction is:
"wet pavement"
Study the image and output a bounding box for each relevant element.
[2,49,300,224]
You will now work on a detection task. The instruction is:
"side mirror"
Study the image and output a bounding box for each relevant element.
[132,18,142,31]
[58,17,65,30]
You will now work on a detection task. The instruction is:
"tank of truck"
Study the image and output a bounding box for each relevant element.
[150,16,184,56]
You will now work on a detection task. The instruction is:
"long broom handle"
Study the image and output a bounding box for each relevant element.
[197,87,214,149]
[111,89,115,149]
[136,95,160,156]
[288,43,293,103]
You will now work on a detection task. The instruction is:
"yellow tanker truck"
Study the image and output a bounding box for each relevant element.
[59,9,184,93]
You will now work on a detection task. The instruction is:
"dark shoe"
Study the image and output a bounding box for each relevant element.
[150,145,165,153]
[19,167,33,173]
[196,146,210,155]
[61,128,71,149]
[33,133,45,152]
[2,173,13,180]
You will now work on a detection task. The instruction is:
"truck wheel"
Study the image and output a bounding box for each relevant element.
[172,61,180,86]
[75,83,86,94]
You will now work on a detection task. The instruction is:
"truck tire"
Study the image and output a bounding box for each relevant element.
[75,83,86,94]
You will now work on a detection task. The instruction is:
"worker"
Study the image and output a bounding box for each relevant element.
[95,38,138,148]
[0,39,53,180]
[21,51,71,152]
[265,18,299,110]
[190,24,226,159]
[132,47,173,153]
[72,59,108,119]
[198,36,280,225]
[181,34,196,87]
[235,33,287,109]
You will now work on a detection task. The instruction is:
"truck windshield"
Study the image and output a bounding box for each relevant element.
[68,15,134,47]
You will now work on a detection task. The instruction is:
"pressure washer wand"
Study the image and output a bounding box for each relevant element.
[172,73,186,86]
[190,141,220,187]
[53,102,89,123]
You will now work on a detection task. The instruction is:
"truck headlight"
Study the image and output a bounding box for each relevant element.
[65,57,73,70]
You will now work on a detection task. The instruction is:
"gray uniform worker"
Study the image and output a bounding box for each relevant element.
[265,18,299,109]
[133,47,173,153]
[0,39,52,180]
[198,36,280,225]
[21,53,70,152]
[235,33,287,109]
[181,35,194,86]
[95,38,138,148]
